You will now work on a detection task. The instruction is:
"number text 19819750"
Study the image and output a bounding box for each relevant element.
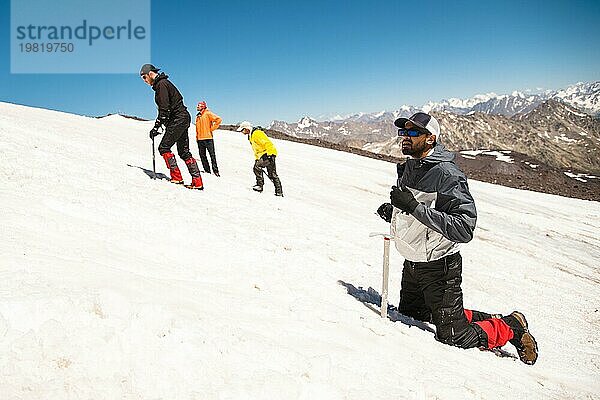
[19,43,74,52]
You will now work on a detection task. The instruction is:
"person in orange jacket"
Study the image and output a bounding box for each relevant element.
[195,101,222,176]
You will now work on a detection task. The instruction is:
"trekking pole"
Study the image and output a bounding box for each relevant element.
[369,232,392,318]
[151,136,156,179]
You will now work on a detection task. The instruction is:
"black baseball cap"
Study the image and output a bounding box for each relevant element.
[394,112,441,138]
[140,63,160,76]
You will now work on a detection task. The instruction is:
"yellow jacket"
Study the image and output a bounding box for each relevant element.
[249,129,277,160]
[195,109,222,140]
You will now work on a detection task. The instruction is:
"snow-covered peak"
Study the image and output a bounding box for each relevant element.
[553,81,600,115]
[423,92,499,113]
[297,116,317,129]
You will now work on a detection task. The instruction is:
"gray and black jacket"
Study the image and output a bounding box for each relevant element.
[391,144,477,262]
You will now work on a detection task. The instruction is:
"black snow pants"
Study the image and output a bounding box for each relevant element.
[158,113,192,160]
[398,252,489,348]
[197,139,219,174]
[253,155,282,194]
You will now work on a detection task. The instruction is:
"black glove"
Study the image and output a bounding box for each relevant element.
[149,127,160,139]
[261,154,275,162]
[390,185,419,214]
[377,203,393,223]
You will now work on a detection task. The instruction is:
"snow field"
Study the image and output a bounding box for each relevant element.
[0,102,599,399]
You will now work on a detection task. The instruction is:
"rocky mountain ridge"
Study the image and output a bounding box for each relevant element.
[270,83,600,175]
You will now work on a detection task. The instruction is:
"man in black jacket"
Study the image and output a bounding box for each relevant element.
[140,64,203,189]
[377,112,538,365]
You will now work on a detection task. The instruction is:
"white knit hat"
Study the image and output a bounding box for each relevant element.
[236,121,253,132]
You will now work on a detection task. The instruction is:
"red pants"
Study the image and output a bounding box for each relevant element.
[465,309,514,349]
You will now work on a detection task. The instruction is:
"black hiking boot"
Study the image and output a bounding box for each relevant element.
[252,185,263,192]
[503,311,538,365]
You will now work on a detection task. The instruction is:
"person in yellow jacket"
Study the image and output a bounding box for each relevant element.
[195,101,222,176]
[237,121,283,196]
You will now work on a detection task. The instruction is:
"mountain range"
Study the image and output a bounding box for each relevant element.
[422,81,600,116]
[269,81,600,174]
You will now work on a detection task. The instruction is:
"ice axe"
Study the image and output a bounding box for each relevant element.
[370,232,393,318]
[151,136,156,180]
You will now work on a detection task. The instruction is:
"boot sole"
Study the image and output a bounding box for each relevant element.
[519,332,538,365]
[512,311,538,365]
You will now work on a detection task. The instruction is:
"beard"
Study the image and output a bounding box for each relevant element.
[401,140,416,156]
[402,146,415,156]
[401,140,426,157]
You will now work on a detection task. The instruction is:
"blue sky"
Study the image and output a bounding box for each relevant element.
[1,0,599,125]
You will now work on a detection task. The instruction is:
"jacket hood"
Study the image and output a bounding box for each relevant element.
[422,143,455,164]
[151,72,168,90]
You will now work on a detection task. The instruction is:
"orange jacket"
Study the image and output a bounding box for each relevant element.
[195,109,222,140]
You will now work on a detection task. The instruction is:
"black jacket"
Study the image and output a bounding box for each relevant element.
[152,73,189,126]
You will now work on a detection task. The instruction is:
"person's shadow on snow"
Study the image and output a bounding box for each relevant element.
[127,164,169,180]
[337,280,436,334]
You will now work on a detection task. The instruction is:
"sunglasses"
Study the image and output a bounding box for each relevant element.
[398,128,428,137]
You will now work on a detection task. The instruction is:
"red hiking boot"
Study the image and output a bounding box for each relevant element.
[185,157,204,190]
[185,177,204,190]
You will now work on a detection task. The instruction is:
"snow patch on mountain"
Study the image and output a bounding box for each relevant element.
[564,171,599,182]
[461,150,514,163]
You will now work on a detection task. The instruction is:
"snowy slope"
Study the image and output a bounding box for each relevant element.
[0,102,599,399]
